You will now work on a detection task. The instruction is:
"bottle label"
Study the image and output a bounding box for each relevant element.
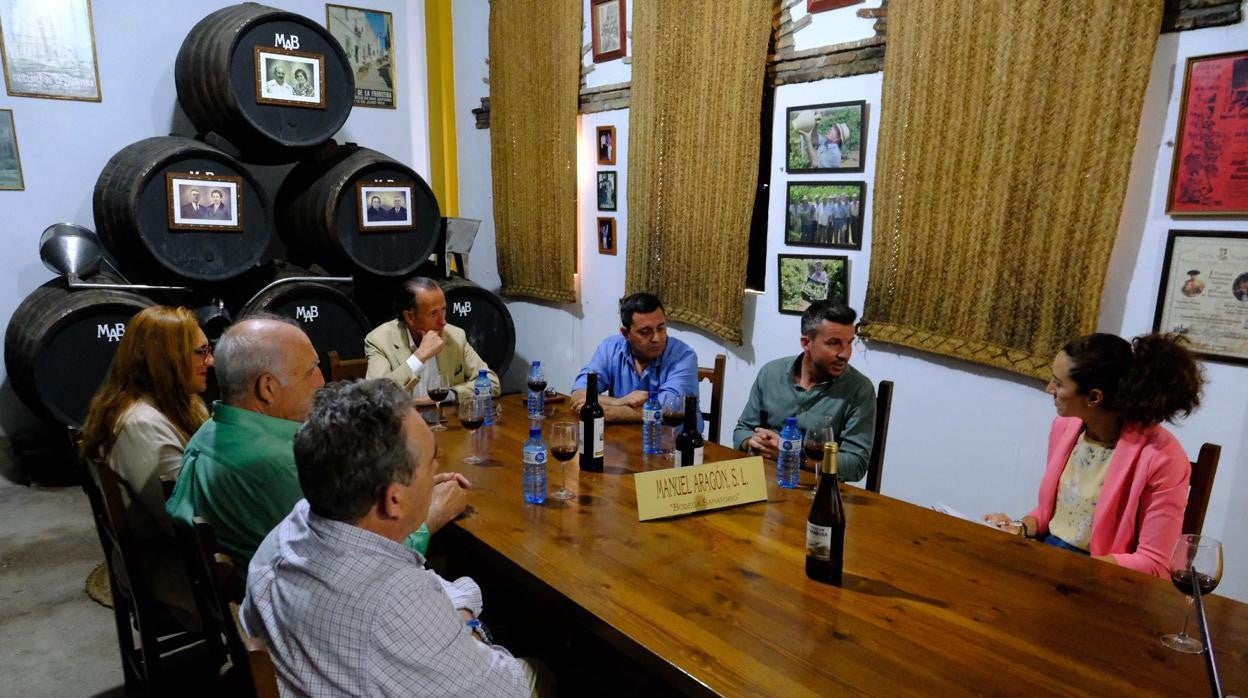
[781,439,799,454]
[806,522,832,561]
[593,417,604,457]
[678,447,704,467]
[642,407,659,423]
[524,449,547,466]
[578,423,586,455]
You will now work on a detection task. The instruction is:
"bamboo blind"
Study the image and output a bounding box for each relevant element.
[489,0,580,303]
[624,0,773,343]
[861,0,1162,380]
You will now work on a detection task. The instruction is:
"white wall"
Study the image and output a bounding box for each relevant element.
[0,0,428,438]
[454,7,1248,601]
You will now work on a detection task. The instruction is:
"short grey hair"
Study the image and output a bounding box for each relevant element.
[214,312,302,404]
[294,379,418,522]
[399,276,442,313]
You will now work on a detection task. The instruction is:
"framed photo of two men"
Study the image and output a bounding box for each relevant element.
[358,181,416,232]
[166,173,243,231]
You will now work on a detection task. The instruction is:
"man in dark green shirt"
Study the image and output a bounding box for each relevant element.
[167,315,467,568]
[732,303,876,482]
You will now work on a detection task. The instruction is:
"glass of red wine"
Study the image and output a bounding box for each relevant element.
[549,421,577,500]
[1161,534,1223,653]
[660,394,685,458]
[458,396,488,465]
[802,425,834,498]
[426,373,449,432]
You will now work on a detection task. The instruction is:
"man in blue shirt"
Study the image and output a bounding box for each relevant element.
[571,292,701,428]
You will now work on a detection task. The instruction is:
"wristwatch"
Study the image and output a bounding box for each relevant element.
[465,618,493,644]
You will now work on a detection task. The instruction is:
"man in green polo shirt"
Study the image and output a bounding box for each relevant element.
[732,302,876,482]
[167,315,468,568]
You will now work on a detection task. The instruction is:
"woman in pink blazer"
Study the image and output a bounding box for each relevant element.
[986,333,1204,577]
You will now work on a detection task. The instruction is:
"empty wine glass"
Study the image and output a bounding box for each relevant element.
[549,421,577,500]
[1161,534,1223,653]
[425,373,449,432]
[458,396,488,465]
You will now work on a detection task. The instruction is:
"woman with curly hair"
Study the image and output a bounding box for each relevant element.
[985,333,1204,577]
[79,306,212,623]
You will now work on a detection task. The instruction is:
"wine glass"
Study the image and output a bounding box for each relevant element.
[803,425,834,498]
[425,373,449,432]
[458,396,488,465]
[1161,534,1223,653]
[661,394,685,457]
[549,421,577,500]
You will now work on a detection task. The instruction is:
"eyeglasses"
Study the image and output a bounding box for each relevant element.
[193,344,214,362]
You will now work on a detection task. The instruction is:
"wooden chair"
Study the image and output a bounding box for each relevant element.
[81,457,203,695]
[328,350,368,382]
[175,516,249,693]
[698,354,727,443]
[865,380,894,494]
[1184,443,1221,534]
[230,601,281,698]
[159,473,177,501]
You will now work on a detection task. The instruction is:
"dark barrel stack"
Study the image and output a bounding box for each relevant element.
[440,276,517,377]
[93,136,273,284]
[4,277,155,427]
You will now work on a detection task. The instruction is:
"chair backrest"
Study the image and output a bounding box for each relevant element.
[1184,443,1220,534]
[230,601,281,698]
[865,380,893,494]
[175,515,245,687]
[698,354,727,443]
[328,350,368,382]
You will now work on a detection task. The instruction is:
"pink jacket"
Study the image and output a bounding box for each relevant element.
[1027,416,1190,577]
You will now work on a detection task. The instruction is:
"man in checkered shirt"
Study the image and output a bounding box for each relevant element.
[241,379,546,696]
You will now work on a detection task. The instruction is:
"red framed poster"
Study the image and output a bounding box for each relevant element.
[1167,50,1248,216]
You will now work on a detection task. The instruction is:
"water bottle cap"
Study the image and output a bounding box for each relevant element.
[478,369,488,377]
[784,416,798,426]
[532,360,541,367]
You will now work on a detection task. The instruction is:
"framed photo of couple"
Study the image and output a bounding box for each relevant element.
[166,173,243,231]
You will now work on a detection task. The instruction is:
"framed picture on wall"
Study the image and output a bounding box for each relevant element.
[166,173,243,231]
[597,171,617,211]
[358,181,417,231]
[0,0,101,101]
[1166,50,1248,216]
[784,181,865,250]
[777,254,849,316]
[596,125,616,165]
[254,46,326,108]
[591,0,627,63]
[807,0,864,12]
[326,4,396,109]
[1153,229,1248,365]
[0,109,24,190]
[786,100,866,173]
[597,217,617,255]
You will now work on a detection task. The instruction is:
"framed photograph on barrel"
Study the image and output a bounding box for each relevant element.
[0,0,102,101]
[358,181,416,231]
[777,254,849,316]
[166,173,243,231]
[326,3,396,109]
[254,46,326,108]
[1153,229,1248,365]
[784,181,865,250]
[787,100,866,173]
[0,109,24,190]
[590,0,627,63]
[1166,51,1248,216]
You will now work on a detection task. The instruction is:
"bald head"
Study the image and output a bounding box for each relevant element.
[216,315,325,421]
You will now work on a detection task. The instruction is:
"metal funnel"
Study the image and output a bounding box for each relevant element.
[39,223,103,277]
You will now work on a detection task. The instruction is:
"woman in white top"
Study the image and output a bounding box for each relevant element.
[79,305,213,624]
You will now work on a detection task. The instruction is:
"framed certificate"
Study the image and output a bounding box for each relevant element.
[1153,230,1248,365]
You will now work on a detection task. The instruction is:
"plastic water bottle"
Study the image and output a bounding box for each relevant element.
[474,369,494,426]
[777,417,801,489]
[641,388,662,455]
[527,361,546,420]
[523,425,548,504]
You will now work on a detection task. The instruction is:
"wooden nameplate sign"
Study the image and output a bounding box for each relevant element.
[634,457,768,521]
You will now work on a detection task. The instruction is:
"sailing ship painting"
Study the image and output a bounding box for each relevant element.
[0,0,101,101]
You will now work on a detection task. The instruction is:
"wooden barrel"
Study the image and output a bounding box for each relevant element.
[93,136,273,284]
[275,144,441,277]
[439,276,516,376]
[4,278,154,426]
[174,3,354,162]
[240,278,370,380]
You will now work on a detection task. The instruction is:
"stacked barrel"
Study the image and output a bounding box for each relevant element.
[4,3,513,429]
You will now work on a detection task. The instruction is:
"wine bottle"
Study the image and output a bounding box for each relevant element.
[579,372,604,472]
[806,441,845,586]
[675,395,703,467]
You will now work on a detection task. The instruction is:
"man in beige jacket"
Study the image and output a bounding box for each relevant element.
[364,277,500,404]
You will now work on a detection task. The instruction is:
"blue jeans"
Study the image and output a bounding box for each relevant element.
[1044,534,1089,556]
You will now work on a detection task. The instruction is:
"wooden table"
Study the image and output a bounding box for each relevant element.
[434,395,1246,696]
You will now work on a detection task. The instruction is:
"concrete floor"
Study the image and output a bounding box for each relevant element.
[0,477,127,697]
